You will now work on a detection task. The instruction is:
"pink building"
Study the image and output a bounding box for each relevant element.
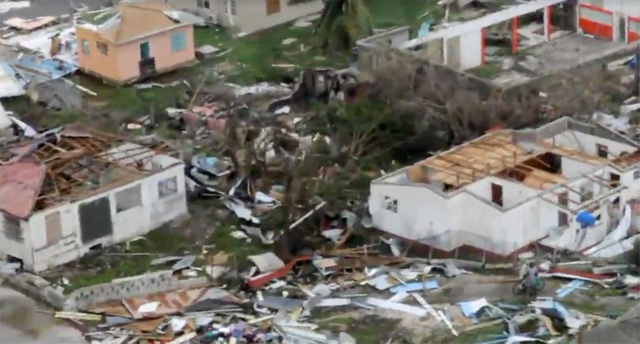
[75,2,196,85]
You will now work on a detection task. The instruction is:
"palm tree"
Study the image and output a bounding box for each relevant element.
[314,0,373,51]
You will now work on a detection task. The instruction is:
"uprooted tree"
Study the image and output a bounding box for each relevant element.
[205,46,630,231]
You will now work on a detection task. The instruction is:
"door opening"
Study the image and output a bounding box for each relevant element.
[139,42,150,60]
[558,192,568,226]
[491,183,503,207]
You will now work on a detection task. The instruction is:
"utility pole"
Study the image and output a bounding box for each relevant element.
[635,2,640,97]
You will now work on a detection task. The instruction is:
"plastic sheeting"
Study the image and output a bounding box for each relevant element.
[589,234,640,258]
[585,204,631,256]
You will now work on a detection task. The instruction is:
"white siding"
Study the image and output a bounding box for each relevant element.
[561,157,598,178]
[599,0,640,17]
[580,6,613,25]
[370,180,560,256]
[27,163,188,272]
[235,0,323,34]
[459,30,483,70]
[0,216,33,266]
[545,130,636,158]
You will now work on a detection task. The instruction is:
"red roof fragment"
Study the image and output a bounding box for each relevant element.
[0,162,46,218]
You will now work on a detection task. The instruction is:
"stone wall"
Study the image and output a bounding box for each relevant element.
[64,271,210,311]
[356,41,495,99]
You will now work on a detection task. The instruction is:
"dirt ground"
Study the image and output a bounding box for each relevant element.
[317,274,632,344]
[0,286,85,344]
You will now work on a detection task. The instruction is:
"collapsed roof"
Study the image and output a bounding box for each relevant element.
[0,126,175,219]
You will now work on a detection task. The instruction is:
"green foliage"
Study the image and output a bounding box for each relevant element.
[315,0,373,51]
[629,239,640,267]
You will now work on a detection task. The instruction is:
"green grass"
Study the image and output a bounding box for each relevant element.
[368,0,442,30]
[469,61,502,79]
[74,0,436,116]
[61,229,193,293]
[79,10,118,25]
[423,323,507,344]
[205,218,271,270]
[318,314,403,343]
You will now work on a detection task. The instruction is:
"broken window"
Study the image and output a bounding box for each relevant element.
[491,183,503,207]
[3,214,23,243]
[158,176,178,199]
[204,0,210,9]
[170,32,187,53]
[384,196,398,213]
[596,144,608,158]
[229,0,237,15]
[266,0,281,15]
[610,172,620,187]
[45,211,63,246]
[96,41,108,55]
[115,184,143,213]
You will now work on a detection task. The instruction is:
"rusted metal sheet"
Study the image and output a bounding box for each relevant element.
[123,287,210,319]
[247,255,313,290]
[0,161,46,218]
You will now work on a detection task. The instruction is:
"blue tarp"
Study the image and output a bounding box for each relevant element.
[13,56,78,85]
[576,211,596,227]
[631,54,638,70]
[418,20,432,38]
[556,280,585,298]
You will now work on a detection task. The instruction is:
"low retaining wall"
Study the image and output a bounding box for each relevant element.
[503,43,640,98]
[64,270,210,311]
[1,270,211,312]
[2,273,66,310]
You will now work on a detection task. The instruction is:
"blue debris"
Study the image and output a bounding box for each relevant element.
[418,20,432,37]
[556,280,585,298]
[576,211,596,227]
[13,56,78,85]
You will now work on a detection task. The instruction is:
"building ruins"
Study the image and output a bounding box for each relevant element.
[370,117,640,262]
[0,127,187,272]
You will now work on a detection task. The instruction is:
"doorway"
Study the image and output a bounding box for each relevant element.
[610,172,620,187]
[491,183,503,207]
[139,41,150,60]
[558,192,568,226]
[619,16,626,42]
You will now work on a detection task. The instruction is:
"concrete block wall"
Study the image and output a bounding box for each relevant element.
[357,26,411,48]
[64,270,210,311]
[356,43,495,99]
[3,273,66,310]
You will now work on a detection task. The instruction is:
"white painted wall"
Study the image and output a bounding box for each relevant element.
[370,178,560,256]
[546,130,636,157]
[561,157,598,178]
[596,0,640,17]
[0,216,33,267]
[26,162,187,272]
[459,30,483,70]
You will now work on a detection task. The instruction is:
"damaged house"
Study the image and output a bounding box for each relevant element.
[75,2,196,85]
[151,0,324,34]
[0,127,187,272]
[369,117,640,262]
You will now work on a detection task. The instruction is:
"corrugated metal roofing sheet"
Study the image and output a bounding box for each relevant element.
[123,287,209,319]
[0,162,46,218]
[0,60,26,98]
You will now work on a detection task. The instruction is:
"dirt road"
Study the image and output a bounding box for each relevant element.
[0,286,85,344]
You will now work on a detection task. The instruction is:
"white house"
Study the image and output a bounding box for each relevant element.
[577,0,640,43]
[0,127,188,272]
[146,0,324,34]
[369,117,640,262]
[397,0,639,72]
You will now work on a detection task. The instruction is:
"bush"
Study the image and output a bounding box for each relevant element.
[630,239,640,267]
